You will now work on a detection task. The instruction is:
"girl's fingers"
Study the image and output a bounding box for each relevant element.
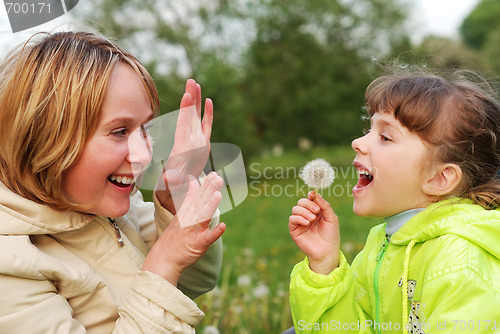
[314,193,338,224]
[289,215,311,227]
[307,190,317,201]
[291,205,317,221]
[297,197,320,213]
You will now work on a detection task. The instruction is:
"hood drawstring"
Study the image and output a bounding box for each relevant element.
[401,239,416,334]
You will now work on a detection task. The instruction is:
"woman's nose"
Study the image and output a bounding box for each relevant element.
[127,127,153,167]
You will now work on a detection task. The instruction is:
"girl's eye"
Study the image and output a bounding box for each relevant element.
[379,133,392,142]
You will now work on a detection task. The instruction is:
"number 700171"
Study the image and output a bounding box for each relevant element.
[5,2,51,14]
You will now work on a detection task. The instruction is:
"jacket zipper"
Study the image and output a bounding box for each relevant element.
[373,235,389,334]
[107,218,124,247]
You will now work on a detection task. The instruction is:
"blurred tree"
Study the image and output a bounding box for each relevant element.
[75,0,258,155]
[74,0,411,155]
[460,0,500,73]
[481,29,500,71]
[392,35,490,72]
[241,0,410,148]
[460,0,500,50]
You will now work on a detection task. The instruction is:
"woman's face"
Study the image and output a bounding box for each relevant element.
[61,63,154,217]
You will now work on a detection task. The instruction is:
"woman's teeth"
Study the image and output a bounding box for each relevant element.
[109,175,134,185]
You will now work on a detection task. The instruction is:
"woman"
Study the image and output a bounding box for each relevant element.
[0,31,225,333]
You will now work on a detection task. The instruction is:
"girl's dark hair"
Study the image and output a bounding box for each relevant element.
[365,70,500,209]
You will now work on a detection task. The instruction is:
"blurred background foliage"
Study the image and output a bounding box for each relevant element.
[74,0,499,157]
[72,0,500,332]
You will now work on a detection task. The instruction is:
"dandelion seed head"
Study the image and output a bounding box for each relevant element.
[237,274,251,287]
[252,282,270,299]
[299,158,335,190]
[203,325,220,334]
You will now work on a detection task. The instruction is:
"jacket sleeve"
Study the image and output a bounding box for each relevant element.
[289,252,375,334]
[414,265,500,333]
[0,242,203,333]
[115,270,204,333]
[131,189,223,300]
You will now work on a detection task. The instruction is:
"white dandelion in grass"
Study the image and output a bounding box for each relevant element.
[203,326,220,334]
[299,158,335,195]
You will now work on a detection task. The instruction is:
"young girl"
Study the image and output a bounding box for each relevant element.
[0,31,225,333]
[288,71,500,333]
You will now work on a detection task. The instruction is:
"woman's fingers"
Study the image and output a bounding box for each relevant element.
[195,83,202,117]
[177,172,223,228]
[197,190,222,226]
[201,98,213,142]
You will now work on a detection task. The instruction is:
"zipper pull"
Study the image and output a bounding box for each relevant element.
[108,218,124,247]
[376,235,389,261]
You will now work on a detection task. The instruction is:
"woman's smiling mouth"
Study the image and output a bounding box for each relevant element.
[108,175,135,188]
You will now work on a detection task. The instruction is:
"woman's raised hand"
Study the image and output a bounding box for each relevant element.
[155,79,213,214]
[143,172,226,286]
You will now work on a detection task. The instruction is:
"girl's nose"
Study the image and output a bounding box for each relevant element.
[351,134,367,154]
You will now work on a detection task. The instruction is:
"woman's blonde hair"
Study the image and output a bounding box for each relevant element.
[0,31,160,211]
[365,70,500,209]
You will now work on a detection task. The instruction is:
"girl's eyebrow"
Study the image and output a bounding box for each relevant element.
[373,116,403,135]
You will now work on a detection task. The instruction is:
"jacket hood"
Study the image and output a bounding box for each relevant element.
[0,182,93,235]
[391,197,500,260]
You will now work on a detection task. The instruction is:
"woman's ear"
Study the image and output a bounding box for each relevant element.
[422,163,462,196]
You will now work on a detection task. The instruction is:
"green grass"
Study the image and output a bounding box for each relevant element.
[140,145,383,332]
[193,145,382,332]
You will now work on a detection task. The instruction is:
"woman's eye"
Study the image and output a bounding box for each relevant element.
[141,122,153,137]
[112,128,128,136]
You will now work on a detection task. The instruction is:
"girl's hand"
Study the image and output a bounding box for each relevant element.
[289,191,340,275]
[155,79,213,214]
[143,172,226,286]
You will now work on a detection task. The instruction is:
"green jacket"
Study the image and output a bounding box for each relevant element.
[290,198,500,333]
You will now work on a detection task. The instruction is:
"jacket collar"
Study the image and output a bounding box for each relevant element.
[390,197,482,245]
[0,182,94,235]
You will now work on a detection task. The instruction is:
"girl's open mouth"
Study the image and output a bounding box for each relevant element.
[356,169,373,188]
[352,160,374,196]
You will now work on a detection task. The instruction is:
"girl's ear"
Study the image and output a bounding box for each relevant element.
[422,163,462,196]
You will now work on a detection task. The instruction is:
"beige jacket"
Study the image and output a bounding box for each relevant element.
[0,182,222,333]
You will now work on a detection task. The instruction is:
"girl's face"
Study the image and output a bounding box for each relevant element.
[351,112,434,218]
[61,63,154,217]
